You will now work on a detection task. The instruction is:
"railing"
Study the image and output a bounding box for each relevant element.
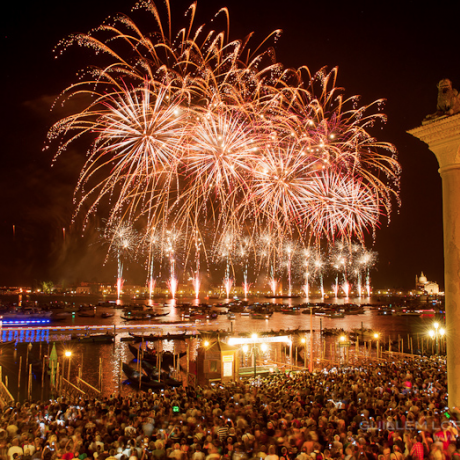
[186,373,196,388]
[239,365,274,377]
[170,370,182,381]
[0,380,14,408]
[77,378,101,398]
[60,377,85,402]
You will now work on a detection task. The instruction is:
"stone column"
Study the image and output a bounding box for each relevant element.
[408,113,460,409]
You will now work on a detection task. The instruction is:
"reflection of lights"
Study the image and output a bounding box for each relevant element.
[228,335,291,345]
[243,344,249,353]
[2,319,51,326]
[440,328,445,336]
[429,330,435,338]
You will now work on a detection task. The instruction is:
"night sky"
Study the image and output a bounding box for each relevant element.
[1,0,458,290]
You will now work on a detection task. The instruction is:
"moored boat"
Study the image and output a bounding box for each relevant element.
[325,312,345,318]
[122,363,166,391]
[281,307,301,315]
[78,311,96,317]
[395,311,422,316]
[100,312,114,318]
[250,312,271,319]
[70,332,116,343]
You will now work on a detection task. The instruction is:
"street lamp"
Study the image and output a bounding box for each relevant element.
[301,336,307,369]
[243,335,269,378]
[64,350,72,380]
[338,335,348,365]
[429,322,445,355]
[373,333,380,359]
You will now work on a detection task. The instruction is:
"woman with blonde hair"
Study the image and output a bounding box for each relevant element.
[152,441,165,460]
[265,445,279,460]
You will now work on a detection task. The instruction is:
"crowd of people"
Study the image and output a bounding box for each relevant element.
[0,357,456,460]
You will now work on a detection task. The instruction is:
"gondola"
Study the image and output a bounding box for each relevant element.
[129,333,159,342]
[77,311,96,318]
[70,332,115,343]
[100,312,114,318]
[121,313,152,321]
[140,360,183,387]
[150,312,170,318]
[128,344,187,368]
[129,331,192,342]
[122,364,166,391]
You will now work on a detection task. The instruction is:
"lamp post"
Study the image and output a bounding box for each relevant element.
[243,334,268,378]
[65,350,72,380]
[429,322,446,355]
[301,335,307,369]
[338,335,346,365]
[373,333,380,360]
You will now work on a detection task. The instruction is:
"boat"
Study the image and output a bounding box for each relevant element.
[281,307,301,315]
[127,344,186,368]
[250,312,271,319]
[122,363,166,391]
[175,303,192,310]
[1,308,53,320]
[0,340,16,348]
[129,331,192,342]
[150,312,170,318]
[70,332,116,343]
[78,311,96,317]
[321,328,345,337]
[100,312,114,318]
[395,311,422,316]
[51,311,73,321]
[121,313,152,321]
[325,312,345,318]
[140,361,182,386]
[344,307,364,315]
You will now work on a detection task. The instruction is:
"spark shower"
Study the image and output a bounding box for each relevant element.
[47,0,400,297]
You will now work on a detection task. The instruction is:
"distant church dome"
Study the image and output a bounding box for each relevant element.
[418,272,427,284]
[415,271,439,294]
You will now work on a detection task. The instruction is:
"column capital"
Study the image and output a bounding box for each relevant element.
[407,113,460,170]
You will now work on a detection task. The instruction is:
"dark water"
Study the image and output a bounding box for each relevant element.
[0,294,444,402]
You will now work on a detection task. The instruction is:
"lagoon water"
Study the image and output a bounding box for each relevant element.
[0,294,443,402]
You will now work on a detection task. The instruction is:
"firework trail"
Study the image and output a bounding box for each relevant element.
[193,230,201,299]
[48,0,400,288]
[144,227,158,299]
[237,237,252,298]
[301,248,314,299]
[104,221,139,299]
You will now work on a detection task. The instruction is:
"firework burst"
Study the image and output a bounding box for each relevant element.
[48,0,400,291]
